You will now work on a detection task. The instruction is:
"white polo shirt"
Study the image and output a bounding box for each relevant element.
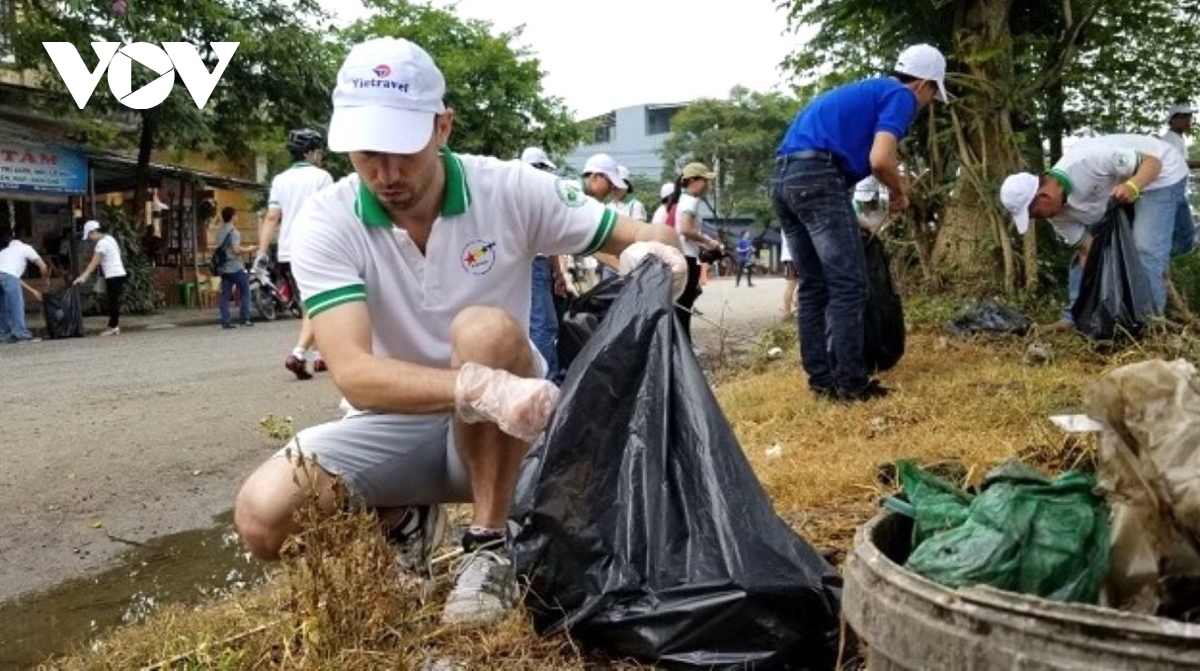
[94,235,126,278]
[1048,134,1189,244]
[268,161,334,262]
[0,240,40,278]
[608,197,647,222]
[292,150,618,369]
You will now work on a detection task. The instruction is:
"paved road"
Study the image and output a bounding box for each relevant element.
[0,276,789,602]
[0,320,343,601]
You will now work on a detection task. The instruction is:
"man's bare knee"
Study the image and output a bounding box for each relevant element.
[234,455,335,561]
[451,306,532,375]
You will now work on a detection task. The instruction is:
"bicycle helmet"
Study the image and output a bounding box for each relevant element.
[286,129,324,157]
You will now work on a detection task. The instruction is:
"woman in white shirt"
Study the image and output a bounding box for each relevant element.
[651,182,673,224]
[74,220,127,336]
[669,162,722,339]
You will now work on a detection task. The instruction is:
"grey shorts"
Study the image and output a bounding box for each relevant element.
[275,342,546,508]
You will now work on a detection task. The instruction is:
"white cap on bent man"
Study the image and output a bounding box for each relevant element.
[328,38,447,155]
[520,147,557,170]
[1000,172,1040,235]
[895,44,949,102]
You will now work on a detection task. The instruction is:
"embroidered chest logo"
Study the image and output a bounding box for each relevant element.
[554,178,586,208]
[461,239,497,275]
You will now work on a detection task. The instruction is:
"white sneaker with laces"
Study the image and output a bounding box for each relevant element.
[441,543,515,626]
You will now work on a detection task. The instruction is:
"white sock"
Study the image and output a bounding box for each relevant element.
[292,347,306,360]
[313,350,323,362]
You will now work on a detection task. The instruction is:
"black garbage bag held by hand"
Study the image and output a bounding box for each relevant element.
[556,275,625,374]
[863,233,905,373]
[42,284,84,339]
[510,259,843,670]
[1071,203,1153,341]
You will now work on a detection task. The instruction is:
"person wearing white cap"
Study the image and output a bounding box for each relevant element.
[520,146,557,172]
[771,43,946,402]
[580,153,624,202]
[1000,133,1189,318]
[608,166,647,222]
[233,37,687,629]
[651,182,674,225]
[74,220,126,336]
[1160,104,1199,255]
[853,176,886,233]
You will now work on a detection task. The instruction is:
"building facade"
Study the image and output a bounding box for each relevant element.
[563,103,688,181]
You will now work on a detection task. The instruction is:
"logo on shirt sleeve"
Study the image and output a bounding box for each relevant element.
[554,178,586,208]
[461,239,497,275]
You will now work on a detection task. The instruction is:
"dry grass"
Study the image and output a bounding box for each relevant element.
[48,319,1193,670]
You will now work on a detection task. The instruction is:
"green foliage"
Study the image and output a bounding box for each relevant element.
[339,0,586,159]
[661,86,802,226]
[8,0,338,159]
[100,204,161,314]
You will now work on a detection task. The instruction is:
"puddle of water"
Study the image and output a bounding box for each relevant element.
[0,511,266,669]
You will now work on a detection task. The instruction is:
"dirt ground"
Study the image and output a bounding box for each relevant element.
[0,276,790,603]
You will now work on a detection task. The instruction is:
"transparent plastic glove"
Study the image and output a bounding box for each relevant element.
[619,241,688,299]
[454,362,560,442]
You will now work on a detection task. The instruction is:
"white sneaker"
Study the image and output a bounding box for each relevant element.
[387,504,447,578]
[100,327,120,336]
[441,542,515,626]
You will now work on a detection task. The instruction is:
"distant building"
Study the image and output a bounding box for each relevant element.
[563,103,689,181]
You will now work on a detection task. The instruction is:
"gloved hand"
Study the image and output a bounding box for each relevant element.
[454,362,560,442]
[619,241,688,299]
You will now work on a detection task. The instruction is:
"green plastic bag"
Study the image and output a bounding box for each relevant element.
[898,460,1110,604]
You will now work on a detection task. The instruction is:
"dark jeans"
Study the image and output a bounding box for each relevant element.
[675,256,702,339]
[529,256,560,380]
[735,259,754,286]
[105,276,126,328]
[771,157,869,393]
[220,269,252,326]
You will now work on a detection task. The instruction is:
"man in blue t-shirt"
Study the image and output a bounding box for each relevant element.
[772,44,947,402]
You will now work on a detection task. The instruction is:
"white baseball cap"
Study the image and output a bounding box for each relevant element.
[853,176,881,202]
[1168,103,1195,120]
[895,44,949,102]
[81,220,101,240]
[1000,172,1040,234]
[617,165,631,190]
[582,153,623,187]
[520,146,556,169]
[328,38,447,154]
[659,182,674,199]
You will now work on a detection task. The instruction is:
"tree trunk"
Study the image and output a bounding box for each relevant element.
[931,0,1023,292]
[132,110,158,231]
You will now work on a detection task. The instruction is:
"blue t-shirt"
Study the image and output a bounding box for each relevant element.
[736,238,753,263]
[777,78,918,182]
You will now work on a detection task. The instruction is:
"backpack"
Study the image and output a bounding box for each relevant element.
[208,228,233,275]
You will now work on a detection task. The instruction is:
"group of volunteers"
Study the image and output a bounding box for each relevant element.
[227,31,1197,634]
[773,42,1196,404]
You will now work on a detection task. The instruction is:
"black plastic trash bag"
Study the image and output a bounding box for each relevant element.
[945,300,1031,337]
[555,275,625,374]
[863,234,905,373]
[510,260,843,670]
[1071,204,1153,340]
[828,233,905,374]
[42,284,83,339]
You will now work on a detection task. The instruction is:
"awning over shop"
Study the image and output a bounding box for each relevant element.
[86,150,267,194]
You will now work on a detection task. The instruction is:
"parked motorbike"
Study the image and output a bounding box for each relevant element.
[248,261,301,321]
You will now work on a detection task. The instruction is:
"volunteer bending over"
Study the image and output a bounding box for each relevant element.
[233,37,686,629]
